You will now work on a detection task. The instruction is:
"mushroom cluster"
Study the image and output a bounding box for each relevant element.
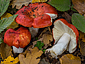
[4,27,31,53]
[4,2,79,57]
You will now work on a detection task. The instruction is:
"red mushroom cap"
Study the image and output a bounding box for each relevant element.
[15,3,58,28]
[4,27,31,48]
[53,19,79,53]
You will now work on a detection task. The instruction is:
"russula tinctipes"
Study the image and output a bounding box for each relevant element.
[45,19,79,59]
[15,3,58,28]
[4,27,31,53]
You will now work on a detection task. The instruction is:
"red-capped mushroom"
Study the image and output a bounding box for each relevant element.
[15,3,58,28]
[4,27,31,53]
[15,3,58,37]
[45,19,79,59]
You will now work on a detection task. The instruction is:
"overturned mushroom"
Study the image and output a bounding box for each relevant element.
[45,19,79,59]
[15,3,58,37]
[4,27,31,53]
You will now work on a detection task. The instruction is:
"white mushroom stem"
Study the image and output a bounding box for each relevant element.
[46,33,71,59]
[29,27,39,38]
[12,46,24,53]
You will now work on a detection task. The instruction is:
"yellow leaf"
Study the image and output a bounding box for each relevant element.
[59,54,81,64]
[1,56,19,64]
[19,47,43,64]
[32,0,47,3]
[1,13,19,29]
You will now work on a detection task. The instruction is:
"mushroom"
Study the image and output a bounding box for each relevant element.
[15,3,58,37]
[4,27,31,53]
[45,19,79,59]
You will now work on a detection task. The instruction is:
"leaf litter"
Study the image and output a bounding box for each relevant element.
[0,0,85,64]
[19,47,43,64]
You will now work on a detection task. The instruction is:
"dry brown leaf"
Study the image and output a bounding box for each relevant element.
[0,43,12,59]
[19,47,43,64]
[62,12,71,23]
[79,40,85,56]
[79,31,85,56]
[59,54,81,64]
[79,31,85,42]
[72,0,85,14]
[42,34,53,49]
[11,0,32,9]
[39,58,50,64]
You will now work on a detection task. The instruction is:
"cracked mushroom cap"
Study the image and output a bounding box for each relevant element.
[53,19,79,53]
[4,27,31,48]
[15,3,58,28]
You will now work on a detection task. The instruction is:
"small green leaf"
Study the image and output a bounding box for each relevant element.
[0,38,3,44]
[72,13,85,33]
[48,0,71,11]
[0,14,18,33]
[71,5,77,12]
[35,41,44,50]
[0,0,10,17]
[42,49,46,53]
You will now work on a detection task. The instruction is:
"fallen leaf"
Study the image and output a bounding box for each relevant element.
[32,0,47,3]
[72,0,85,14]
[11,0,32,9]
[39,58,50,64]
[1,13,19,29]
[1,56,19,64]
[48,0,71,11]
[42,34,53,49]
[79,39,85,56]
[59,54,81,64]
[1,13,12,19]
[0,0,10,17]
[19,47,43,64]
[0,43,12,60]
[0,14,18,33]
[79,31,85,42]
[72,13,85,33]
[62,12,71,23]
